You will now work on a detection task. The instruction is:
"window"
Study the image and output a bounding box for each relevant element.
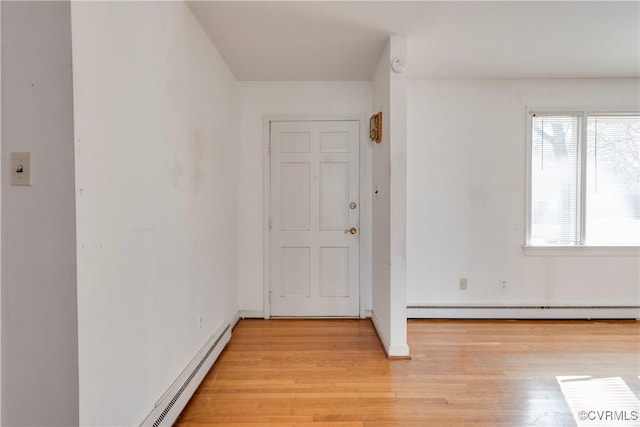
[527,111,640,248]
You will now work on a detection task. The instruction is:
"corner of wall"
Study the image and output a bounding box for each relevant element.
[0,1,3,421]
[388,35,409,354]
[370,35,410,357]
[1,2,78,425]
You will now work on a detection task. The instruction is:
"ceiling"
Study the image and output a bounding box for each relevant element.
[188,1,640,81]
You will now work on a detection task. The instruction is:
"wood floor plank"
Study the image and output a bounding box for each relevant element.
[175,319,640,426]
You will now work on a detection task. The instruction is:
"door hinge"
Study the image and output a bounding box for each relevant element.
[268,216,272,229]
[269,291,272,304]
[269,141,272,154]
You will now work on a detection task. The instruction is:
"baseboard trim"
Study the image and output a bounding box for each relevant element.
[237,309,368,320]
[230,311,241,329]
[238,310,265,319]
[407,305,640,319]
[140,322,232,426]
[370,312,390,357]
[370,311,411,358]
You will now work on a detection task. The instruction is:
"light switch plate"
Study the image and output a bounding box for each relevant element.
[10,152,31,186]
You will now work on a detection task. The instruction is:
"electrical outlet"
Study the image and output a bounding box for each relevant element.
[499,279,507,291]
[459,278,467,290]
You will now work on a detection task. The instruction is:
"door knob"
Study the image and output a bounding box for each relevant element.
[345,227,357,235]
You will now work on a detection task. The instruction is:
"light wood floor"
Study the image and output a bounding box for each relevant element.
[176,319,640,426]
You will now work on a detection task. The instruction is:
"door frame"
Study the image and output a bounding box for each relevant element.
[263,115,372,319]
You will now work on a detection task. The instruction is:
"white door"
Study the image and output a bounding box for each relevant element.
[270,120,360,317]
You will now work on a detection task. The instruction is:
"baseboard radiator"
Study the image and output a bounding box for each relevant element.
[140,323,231,427]
[407,305,640,319]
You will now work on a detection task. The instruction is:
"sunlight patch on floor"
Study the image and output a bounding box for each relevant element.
[557,376,640,426]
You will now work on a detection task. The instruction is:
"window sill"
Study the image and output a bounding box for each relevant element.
[523,245,640,257]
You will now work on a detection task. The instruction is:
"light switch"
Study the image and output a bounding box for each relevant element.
[10,152,31,186]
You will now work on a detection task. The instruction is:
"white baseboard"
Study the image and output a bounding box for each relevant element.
[370,311,390,356]
[370,311,410,357]
[407,305,640,319]
[230,311,241,329]
[140,322,232,426]
[238,310,368,319]
[387,344,411,357]
[238,309,265,318]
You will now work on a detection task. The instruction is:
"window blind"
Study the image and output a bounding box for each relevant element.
[530,115,581,245]
[586,115,640,245]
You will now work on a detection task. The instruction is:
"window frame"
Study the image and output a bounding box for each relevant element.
[524,107,640,256]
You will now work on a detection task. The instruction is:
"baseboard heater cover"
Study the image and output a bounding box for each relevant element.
[407,305,640,319]
[141,323,231,427]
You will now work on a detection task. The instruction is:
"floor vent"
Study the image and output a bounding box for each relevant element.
[149,324,230,427]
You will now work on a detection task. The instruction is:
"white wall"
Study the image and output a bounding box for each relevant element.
[71,3,238,425]
[371,36,410,357]
[371,41,392,347]
[407,79,640,312]
[0,3,3,421]
[1,2,78,425]
[237,82,372,314]
[387,37,409,354]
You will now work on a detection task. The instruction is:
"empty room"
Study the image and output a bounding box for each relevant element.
[1,1,639,426]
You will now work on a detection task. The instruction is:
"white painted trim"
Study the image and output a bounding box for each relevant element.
[358,114,372,319]
[263,114,371,122]
[262,115,372,319]
[140,322,232,426]
[523,245,640,257]
[271,316,361,320]
[407,306,640,320]
[262,118,271,319]
[579,111,588,244]
[0,2,3,420]
[527,107,640,115]
[524,108,533,247]
[238,310,265,319]
[230,311,241,330]
[370,310,390,356]
[388,344,411,358]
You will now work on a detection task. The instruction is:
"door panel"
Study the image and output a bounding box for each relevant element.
[319,247,349,297]
[280,163,310,231]
[319,131,350,153]
[281,247,310,296]
[270,120,360,317]
[319,163,349,231]
[281,131,310,153]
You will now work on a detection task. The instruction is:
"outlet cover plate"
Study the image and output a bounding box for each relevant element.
[10,152,31,186]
